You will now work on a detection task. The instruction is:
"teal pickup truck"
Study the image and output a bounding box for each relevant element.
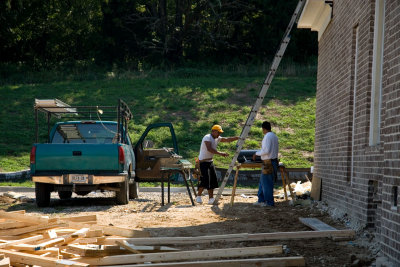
[30,99,189,207]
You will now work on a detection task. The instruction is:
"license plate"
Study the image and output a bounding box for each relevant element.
[70,174,88,183]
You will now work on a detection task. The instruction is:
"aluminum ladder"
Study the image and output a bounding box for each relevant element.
[213,0,306,204]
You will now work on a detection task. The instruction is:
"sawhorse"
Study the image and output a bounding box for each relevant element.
[160,167,196,206]
[230,162,261,206]
[230,162,296,206]
[279,163,296,201]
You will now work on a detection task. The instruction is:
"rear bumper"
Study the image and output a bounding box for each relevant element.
[32,174,127,185]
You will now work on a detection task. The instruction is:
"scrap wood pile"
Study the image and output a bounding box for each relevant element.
[0,210,356,267]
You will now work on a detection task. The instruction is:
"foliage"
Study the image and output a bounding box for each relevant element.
[0,0,317,67]
[0,64,316,172]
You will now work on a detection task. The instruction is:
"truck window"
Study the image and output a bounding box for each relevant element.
[52,123,118,144]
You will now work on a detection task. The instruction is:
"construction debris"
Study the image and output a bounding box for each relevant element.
[274,181,311,200]
[0,210,351,266]
[0,209,355,266]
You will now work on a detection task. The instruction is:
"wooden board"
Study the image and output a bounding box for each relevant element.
[61,215,97,223]
[0,235,44,249]
[74,245,283,265]
[0,249,88,267]
[68,222,150,238]
[102,230,355,246]
[299,218,337,231]
[310,176,321,200]
[116,240,180,253]
[100,257,306,267]
[0,211,56,225]
[0,223,65,236]
[0,256,10,267]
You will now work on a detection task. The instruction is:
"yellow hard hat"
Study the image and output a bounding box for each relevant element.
[211,124,224,133]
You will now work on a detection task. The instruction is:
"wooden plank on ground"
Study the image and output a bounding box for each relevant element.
[0,235,44,249]
[74,245,283,265]
[66,244,130,257]
[101,256,306,267]
[116,240,180,254]
[0,256,10,267]
[0,221,30,230]
[310,176,321,200]
[61,215,97,223]
[102,230,355,246]
[84,229,103,238]
[0,222,65,236]
[299,217,337,231]
[68,221,150,238]
[0,211,57,225]
[36,228,90,248]
[0,249,89,267]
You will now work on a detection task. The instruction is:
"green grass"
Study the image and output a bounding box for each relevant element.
[0,180,34,187]
[0,65,316,172]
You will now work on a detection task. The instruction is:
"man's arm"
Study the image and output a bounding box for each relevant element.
[205,141,228,157]
[220,136,239,143]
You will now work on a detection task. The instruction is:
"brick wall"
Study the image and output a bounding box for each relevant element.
[314,0,399,264]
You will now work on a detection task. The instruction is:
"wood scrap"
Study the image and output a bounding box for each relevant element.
[299,217,337,231]
[0,235,44,249]
[0,220,30,230]
[0,211,57,224]
[116,240,180,254]
[61,215,97,223]
[101,229,355,246]
[74,245,283,265]
[0,256,10,267]
[0,222,65,236]
[68,221,150,237]
[0,249,88,267]
[0,210,316,266]
[66,244,131,257]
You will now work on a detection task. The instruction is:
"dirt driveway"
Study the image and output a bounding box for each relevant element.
[1,190,375,266]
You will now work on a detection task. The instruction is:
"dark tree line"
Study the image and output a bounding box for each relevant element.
[0,0,317,68]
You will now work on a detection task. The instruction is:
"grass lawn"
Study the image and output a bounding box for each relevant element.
[0,66,316,172]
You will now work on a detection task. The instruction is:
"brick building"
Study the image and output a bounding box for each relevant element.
[298,0,399,264]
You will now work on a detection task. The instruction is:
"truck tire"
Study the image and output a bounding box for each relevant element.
[58,191,72,199]
[35,182,51,207]
[129,181,139,199]
[115,176,129,205]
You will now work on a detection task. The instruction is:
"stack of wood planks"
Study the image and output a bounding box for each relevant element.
[0,210,355,266]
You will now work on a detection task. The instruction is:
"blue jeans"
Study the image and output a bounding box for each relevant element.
[257,159,278,206]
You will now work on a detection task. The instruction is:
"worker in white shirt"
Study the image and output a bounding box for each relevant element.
[252,121,279,207]
[196,125,239,204]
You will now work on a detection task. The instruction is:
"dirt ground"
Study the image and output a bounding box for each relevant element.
[1,190,376,267]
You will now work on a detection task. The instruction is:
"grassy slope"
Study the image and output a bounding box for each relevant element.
[0,68,316,172]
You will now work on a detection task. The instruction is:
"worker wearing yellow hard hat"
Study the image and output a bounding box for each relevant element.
[196,124,238,205]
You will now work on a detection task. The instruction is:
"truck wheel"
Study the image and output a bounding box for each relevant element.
[58,191,72,199]
[129,182,139,199]
[35,182,51,207]
[115,176,129,205]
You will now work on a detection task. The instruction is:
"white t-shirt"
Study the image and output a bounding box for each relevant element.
[198,134,221,161]
[255,132,279,160]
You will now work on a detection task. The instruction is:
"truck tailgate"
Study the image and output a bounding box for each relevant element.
[35,144,119,172]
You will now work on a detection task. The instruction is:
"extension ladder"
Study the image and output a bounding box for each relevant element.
[213,0,306,204]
